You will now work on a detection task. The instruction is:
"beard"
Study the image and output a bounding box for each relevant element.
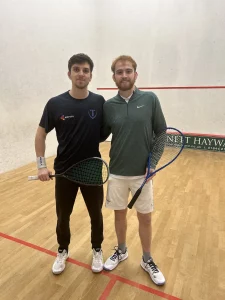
[74,80,89,89]
[115,79,135,91]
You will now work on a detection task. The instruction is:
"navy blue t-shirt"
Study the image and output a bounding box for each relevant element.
[39,91,105,173]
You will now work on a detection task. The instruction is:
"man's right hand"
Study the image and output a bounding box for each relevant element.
[38,168,53,181]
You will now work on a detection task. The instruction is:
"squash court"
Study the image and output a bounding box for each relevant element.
[1,1,225,299]
[0,142,224,300]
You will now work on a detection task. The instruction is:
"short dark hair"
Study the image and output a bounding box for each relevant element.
[68,53,94,72]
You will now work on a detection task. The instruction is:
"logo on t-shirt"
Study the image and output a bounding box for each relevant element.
[88,109,97,119]
[60,115,74,121]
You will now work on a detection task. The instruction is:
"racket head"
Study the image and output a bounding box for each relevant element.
[128,127,185,209]
[62,157,109,186]
[148,127,185,177]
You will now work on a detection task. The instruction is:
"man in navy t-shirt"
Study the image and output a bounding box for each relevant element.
[35,53,105,275]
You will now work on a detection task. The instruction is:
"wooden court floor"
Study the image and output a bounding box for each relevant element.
[0,142,224,300]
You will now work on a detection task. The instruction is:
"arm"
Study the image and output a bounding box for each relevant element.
[146,95,167,181]
[35,126,47,157]
[100,104,111,142]
[100,124,111,142]
[35,126,52,181]
[150,95,167,170]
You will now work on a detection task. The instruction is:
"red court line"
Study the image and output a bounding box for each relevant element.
[99,278,117,300]
[0,232,181,300]
[0,232,93,270]
[97,85,225,90]
[0,232,57,256]
[114,276,181,300]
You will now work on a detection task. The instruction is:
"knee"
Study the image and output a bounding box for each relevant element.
[57,215,70,225]
[137,213,151,226]
[90,214,103,224]
[115,209,127,222]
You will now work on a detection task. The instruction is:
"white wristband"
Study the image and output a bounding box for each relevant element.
[37,157,47,169]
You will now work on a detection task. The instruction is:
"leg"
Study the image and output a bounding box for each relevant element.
[137,211,152,254]
[52,177,78,275]
[103,208,129,271]
[80,185,104,249]
[130,178,154,259]
[105,176,130,247]
[115,208,127,251]
[55,177,79,250]
[80,185,104,273]
[139,212,165,285]
[104,177,130,271]
[131,179,165,285]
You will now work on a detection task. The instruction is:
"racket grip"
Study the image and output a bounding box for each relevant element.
[28,175,39,180]
[127,189,142,209]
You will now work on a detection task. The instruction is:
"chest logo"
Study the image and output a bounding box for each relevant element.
[60,115,74,121]
[88,109,97,119]
[137,105,144,108]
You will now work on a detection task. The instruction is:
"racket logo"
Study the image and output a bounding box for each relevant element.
[88,109,97,119]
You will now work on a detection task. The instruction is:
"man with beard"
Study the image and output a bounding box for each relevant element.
[102,55,166,286]
[35,53,105,275]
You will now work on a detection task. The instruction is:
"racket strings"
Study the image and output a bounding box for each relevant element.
[64,159,108,185]
[151,131,184,169]
[128,127,185,209]
[151,131,167,169]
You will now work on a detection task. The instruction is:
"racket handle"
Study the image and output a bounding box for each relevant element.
[28,174,55,181]
[28,175,39,180]
[127,188,142,209]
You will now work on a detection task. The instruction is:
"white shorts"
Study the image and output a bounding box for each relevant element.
[106,176,154,214]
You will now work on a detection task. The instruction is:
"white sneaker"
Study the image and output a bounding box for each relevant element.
[52,249,69,275]
[104,247,128,271]
[141,258,166,285]
[92,249,104,273]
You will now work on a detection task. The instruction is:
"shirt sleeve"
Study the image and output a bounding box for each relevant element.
[152,94,167,135]
[39,100,55,133]
[149,94,167,169]
[150,130,166,169]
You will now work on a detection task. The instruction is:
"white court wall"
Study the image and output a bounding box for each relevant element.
[1,0,225,173]
[0,0,98,173]
[96,0,225,135]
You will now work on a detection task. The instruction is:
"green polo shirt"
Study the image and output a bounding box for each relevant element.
[102,89,166,176]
